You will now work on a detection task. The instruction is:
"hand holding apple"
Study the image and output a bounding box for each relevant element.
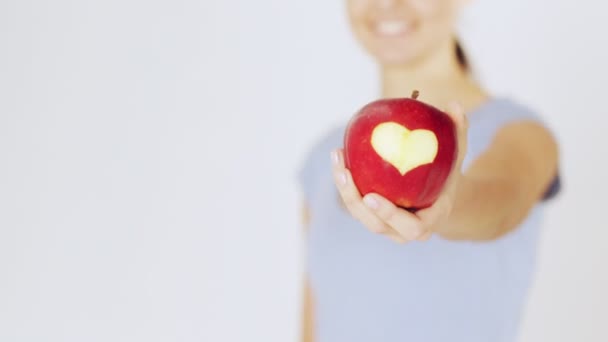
[344,90,460,209]
[331,100,468,243]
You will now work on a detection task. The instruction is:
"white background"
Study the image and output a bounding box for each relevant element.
[0,0,606,341]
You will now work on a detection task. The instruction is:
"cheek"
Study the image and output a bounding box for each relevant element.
[346,0,372,45]
[346,0,368,27]
[411,0,457,14]
[411,1,458,40]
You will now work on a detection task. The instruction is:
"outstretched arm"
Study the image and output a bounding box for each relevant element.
[331,104,559,243]
[438,121,558,240]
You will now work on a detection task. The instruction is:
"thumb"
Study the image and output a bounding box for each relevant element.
[445,101,468,169]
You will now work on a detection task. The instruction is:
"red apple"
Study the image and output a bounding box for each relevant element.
[343,91,458,210]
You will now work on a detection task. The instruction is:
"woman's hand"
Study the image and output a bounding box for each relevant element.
[331,103,469,244]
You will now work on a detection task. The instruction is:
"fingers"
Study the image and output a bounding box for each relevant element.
[332,149,429,243]
[328,103,468,245]
[386,232,408,244]
[332,149,436,244]
[332,150,395,236]
[416,194,453,230]
[362,193,425,241]
[438,101,468,200]
[445,101,466,127]
[445,101,468,136]
[417,231,433,241]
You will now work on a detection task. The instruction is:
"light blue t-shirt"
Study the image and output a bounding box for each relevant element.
[299,98,555,342]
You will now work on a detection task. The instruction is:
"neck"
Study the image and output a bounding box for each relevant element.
[380,39,487,112]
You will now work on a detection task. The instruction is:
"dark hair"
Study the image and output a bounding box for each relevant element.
[455,40,469,71]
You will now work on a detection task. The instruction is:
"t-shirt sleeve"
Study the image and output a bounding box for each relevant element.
[297,126,343,204]
[503,102,561,201]
[541,174,561,201]
[297,144,319,204]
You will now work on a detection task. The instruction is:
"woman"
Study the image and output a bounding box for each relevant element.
[299,1,560,342]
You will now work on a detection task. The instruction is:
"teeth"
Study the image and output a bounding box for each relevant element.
[375,21,410,36]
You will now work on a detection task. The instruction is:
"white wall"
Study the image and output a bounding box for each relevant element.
[0,0,607,341]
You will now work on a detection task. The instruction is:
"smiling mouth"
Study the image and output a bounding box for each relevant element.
[371,20,414,38]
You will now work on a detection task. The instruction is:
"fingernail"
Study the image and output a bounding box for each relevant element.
[331,151,339,165]
[363,195,378,210]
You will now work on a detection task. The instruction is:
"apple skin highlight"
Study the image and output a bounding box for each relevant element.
[343,93,458,210]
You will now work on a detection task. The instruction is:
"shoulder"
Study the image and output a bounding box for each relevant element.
[467,98,550,154]
[472,98,545,129]
[299,125,345,171]
[306,125,346,157]
[297,124,346,200]
[479,98,556,147]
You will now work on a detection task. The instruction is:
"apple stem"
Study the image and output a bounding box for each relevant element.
[411,90,420,100]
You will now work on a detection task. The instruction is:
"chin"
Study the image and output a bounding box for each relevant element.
[361,33,424,67]
[376,54,416,67]
[369,48,419,68]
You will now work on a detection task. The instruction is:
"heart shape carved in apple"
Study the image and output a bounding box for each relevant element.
[370,122,438,175]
